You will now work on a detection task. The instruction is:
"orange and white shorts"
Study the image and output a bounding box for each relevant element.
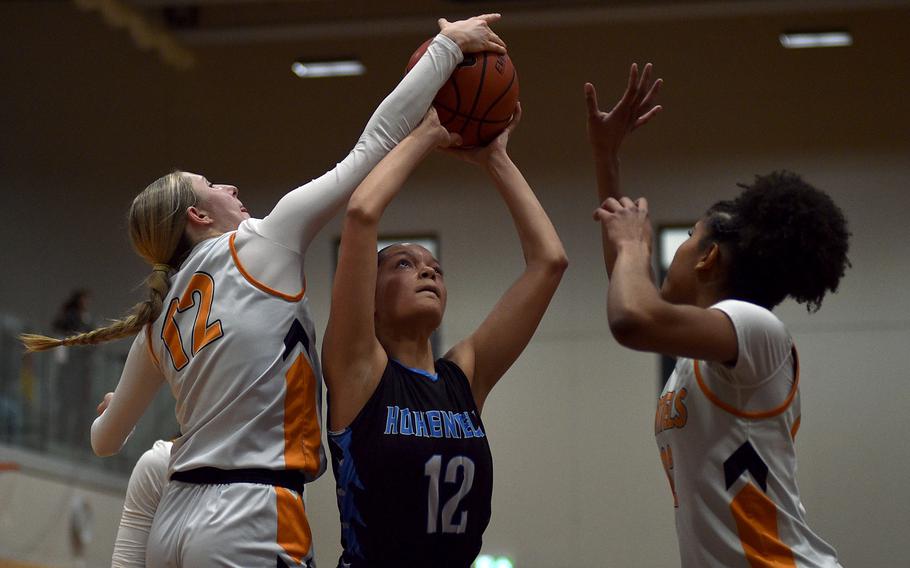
[146,480,314,567]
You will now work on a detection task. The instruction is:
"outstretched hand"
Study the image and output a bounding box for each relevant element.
[439,14,507,55]
[442,102,521,166]
[585,63,662,156]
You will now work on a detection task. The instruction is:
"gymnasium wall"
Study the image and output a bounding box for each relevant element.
[2,2,908,566]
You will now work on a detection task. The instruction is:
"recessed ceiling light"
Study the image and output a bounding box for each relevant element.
[779,31,852,49]
[291,59,365,78]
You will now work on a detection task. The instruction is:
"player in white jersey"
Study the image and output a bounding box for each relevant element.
[21,15,507,567]
[584,64,850,567]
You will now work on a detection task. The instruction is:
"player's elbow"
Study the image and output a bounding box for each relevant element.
[345,199,380,227]
[549,252,569,276]
[91,438,118,457]
[608,307,655,351]
[530,249,569,279]
[90,421,121,457]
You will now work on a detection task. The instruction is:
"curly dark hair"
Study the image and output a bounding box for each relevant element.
[702,171,851,312]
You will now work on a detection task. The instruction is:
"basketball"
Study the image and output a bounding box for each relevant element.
[406,39,519,147]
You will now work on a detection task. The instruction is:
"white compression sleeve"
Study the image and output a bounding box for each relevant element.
[252,33,462,254]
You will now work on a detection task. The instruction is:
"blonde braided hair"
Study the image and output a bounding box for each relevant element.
[21,172,197,352]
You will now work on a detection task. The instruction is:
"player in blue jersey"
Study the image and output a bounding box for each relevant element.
[322,104,567,567]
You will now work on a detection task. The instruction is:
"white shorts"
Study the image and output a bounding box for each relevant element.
[146,480,315,567]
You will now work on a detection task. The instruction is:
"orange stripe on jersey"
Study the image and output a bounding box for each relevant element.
[790,416,802,440]
[284,353,322,474]
[229,233,306,302]
[275,486,312,564]
[730,483,798,568]
[694,347,800,419]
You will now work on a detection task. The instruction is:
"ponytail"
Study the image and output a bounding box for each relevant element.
[21,267,172,352]
[21,171,196,352]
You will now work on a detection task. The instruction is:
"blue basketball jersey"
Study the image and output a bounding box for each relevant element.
[328,358,493,568]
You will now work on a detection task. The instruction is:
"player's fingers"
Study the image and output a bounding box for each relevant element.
[633,105,663,130]
[632,63,653,109]
[628,63,640,95]
[437,18,450,30]
[619,196,637,209]
[638,78,663,113]
[485,31,508,53]
[602,197,623,212]
[474,13,502,24]
[97,392,113,416]
[636,197,649,212]
[617,63,639,108]
[593,208,611,222]
[584,83,601,117]
[637,63,653,95]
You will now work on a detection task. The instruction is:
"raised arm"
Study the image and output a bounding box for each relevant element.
[254,16,507,255]
[585,63,662,276]
[322,111,457,430]
[444,105,569,411]
[90,332,165,456]
[593,198,737,363]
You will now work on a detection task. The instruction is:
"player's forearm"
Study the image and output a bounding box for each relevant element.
[346,132,437,225]
[91,413,131,457]
[607,241,662,347]
[593,151,622,202]
[92,337,163,457]
[593,153,622,275]
[359,34,462,153]
[486,153,568,272]
[256,34,461,253]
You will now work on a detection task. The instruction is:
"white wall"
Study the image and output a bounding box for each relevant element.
[1,3,908,567]
[0,448,126,567]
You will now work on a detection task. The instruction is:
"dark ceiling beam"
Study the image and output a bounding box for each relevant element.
[170,0,910,45]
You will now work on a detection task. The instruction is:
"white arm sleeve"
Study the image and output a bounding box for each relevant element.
[111,440,172,568]
[90,331,166,456]
[253,33,462,254]
[711,300,793,386]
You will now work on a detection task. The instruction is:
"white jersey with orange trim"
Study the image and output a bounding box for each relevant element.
[655,300,842,568]
[147,231,324,477]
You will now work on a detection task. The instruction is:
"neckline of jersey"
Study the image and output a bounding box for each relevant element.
[391,358,439,382]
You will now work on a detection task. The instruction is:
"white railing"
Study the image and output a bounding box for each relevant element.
[0,314,178,477]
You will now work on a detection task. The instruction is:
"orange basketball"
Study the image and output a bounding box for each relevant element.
[406,39,519,147]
